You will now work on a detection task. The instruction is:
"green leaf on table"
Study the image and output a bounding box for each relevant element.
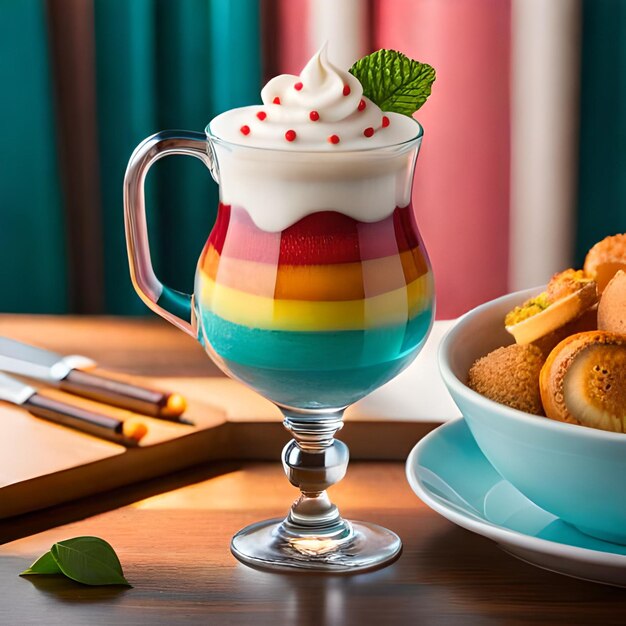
[19,537,131,586]
[50,536,130,586]
[349,49,436,116]
[20,550,62,576]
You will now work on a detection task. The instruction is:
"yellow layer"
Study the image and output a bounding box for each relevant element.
[198,270,431,331]
[201,245,428,301]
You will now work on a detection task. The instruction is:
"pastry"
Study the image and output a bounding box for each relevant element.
[531,306,598,357]
[584,233,626,293]
[540,331,626,432]
[468,344,545,415]
[505,269,598,345]
[598,270,626,335]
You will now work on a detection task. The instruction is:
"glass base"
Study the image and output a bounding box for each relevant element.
[231,517,402,573]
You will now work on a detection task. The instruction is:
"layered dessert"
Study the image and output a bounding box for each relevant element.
[194,46,434,408]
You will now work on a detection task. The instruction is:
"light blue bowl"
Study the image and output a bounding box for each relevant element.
[439,287,626,545]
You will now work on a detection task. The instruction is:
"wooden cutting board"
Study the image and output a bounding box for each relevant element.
[0,315,454,519]
[1,373,442,519]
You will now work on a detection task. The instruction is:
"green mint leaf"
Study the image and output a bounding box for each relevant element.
[50,536,131,586]
[20,550,62,576]
[349,49,436,116]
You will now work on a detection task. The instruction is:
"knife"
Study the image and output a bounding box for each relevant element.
[0,371,147,446]
[0,337,189,422]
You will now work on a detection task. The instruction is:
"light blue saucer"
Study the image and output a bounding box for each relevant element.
[406,419,626,587]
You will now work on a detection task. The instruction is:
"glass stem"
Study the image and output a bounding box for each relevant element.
[280,409,352,538]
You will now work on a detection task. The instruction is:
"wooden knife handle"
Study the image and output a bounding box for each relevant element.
[24,394,144,446]
[59,369,185,419]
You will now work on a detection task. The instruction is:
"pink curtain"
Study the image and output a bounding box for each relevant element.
[374,0,511,319]
[275,0,311,74]
[275,0,511,319]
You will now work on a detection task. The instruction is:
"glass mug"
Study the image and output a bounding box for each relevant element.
[124,124,434,573]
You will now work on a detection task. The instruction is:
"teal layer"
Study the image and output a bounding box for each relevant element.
[197,308,433,409]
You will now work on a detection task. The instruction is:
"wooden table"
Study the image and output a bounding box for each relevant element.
[0,316,625,624]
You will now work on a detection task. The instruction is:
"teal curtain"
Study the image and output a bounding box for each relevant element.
[0,0,67,313]
[94,0,262,315]
[94,0,158,315]
[576,0,626,264]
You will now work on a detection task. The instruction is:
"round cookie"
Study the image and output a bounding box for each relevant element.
[598,270,626,335]
[540,331,626,432]
[468,344,545,415]
[584,233,626,293]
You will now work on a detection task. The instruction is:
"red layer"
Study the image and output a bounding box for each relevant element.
[207,203,422,265]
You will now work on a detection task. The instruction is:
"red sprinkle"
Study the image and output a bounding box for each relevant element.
[294,81,303,91]
[285,129,297,142]
[357,99,366,111]
[256,111,267,121]
[382,115,390,128]
[309,110,320,121]
[240,125,250,136]
[273,97,281,105]
[328,134,340,144]
[342,84,351,96]
[363,127,374,138]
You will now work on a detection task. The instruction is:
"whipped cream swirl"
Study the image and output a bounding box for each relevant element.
[209,45,418,150]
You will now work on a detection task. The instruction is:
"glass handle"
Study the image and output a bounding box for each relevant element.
[123,130,214,336]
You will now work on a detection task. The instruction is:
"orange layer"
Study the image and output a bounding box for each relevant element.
[200,243,429,301]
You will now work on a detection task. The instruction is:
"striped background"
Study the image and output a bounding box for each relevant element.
[1,0,625,318]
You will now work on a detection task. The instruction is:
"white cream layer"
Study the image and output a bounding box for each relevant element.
[211,141,421,232]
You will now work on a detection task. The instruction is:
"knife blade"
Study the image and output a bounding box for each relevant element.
[0,337,190,423]
[0,371,36,405]
[0,337,95,382]
[0,372,146,446]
